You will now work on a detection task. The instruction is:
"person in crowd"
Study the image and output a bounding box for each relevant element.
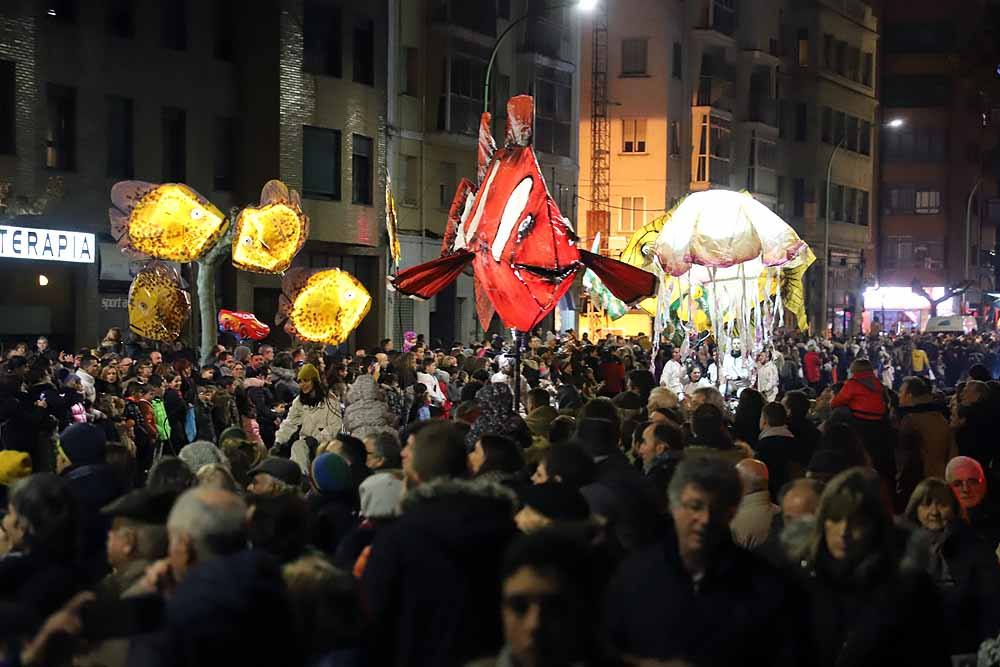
[730,458,780,550]
[98,487,173,599]
[465,382,531,452]
[246,457,303,498]
[686,403,747,464]
[733,387,766,447]
[946,455,1000,547]
[605,456,799,665]
[343,373,395,440]
[283,555,365,666]
[524,387,558,441]
[468,434,525,485]
[800,467,949,667]
[514,483,592,534]
[273,363,344,452]
[364,430,402,473]
[755,401,801,497]
[658,346,686,396]
[895,376,955,508]
[755,349,780,402]
[530,443,597,490]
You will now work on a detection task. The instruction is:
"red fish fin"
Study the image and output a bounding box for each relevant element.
[260,179,291,205]
[110,180,158,213]
[505,95,534,147]
[442,178,476,254]
[477,113,496,184]
[578,250,658,303]
[391,251,473,299]
[474,279,495,330]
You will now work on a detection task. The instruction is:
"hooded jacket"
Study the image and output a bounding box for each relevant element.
[361,478,518,667]
[343,375,395,440]
[829,370,886,421]
[465,383,531,451]
[274,389,344,445]
[896,400,955,481]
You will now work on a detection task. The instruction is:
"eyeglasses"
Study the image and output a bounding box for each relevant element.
[950,478,982,489]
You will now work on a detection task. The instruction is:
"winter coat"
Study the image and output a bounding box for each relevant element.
[308,491,359,556]
[465,383,531,451]
[754,426,803,498]
[193,400,216,444]
[605,520,802,666]
[799,526,950,667]
[268,366,299,405]
[829,370,886,421]
[730,490,780,550]
[895,401,955,490]
[343,375,395,439]
[803,351,822,384]
[163,389,189,455]
[151,397,171,442]
[0,549,80,636]
[63,463,128,582]
[247,384,280,448]
[361,478,517,667]
[274,391,344,445]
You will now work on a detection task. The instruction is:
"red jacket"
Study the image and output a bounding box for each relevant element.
[803,351,822,384]
[830,370,886,421]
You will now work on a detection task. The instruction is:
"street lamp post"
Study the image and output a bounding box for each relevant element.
[964,177,983,311]
[821,136,846,336]
[483,1,595,115]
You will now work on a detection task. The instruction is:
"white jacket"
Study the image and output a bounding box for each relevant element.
[659,359,687,395]
[755,361,780,402]
[274,393,344,445]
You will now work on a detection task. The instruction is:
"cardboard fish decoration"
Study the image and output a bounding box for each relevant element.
[109,182,228,262]
[128,262,191,342]
[391,95,656,332]
[232,180,309,274]
[277,268,372,345]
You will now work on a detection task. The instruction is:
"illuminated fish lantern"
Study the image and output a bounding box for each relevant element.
[232,180,309,274]
[277,268,371,345]
[391,96,657,332]
[109,182,228,262]
[128,262,191,342]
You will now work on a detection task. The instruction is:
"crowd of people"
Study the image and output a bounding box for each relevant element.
[2,323,1000,665]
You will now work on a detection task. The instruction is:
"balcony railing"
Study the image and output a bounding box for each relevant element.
[432,0,496,37]
[695,76,733,111]
[697,0,737,36]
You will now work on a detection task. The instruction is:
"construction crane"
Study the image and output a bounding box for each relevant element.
[587,2,610,256]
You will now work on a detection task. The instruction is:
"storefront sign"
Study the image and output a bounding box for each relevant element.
[0,225,95,263]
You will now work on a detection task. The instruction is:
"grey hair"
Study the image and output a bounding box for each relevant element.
[691,386,726,411]
[667,455,742,511]
[167,488,248,561]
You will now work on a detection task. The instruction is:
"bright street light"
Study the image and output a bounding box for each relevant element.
[886,118,905,129]
[577,0,600,10]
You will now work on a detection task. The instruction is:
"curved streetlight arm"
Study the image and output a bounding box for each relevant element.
[821,136,846,335]
[483,2,580,115]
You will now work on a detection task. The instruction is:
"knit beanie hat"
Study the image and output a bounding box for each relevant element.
[519,483,590,521]
[359,472,403,519]
[311,452,353,494]
[179,441,229,473]
[297,363,320,383]
[0,451,31,486]
[59,423,107,467]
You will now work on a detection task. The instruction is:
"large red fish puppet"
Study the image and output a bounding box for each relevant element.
[391,96,656,331]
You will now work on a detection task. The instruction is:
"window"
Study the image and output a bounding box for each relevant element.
[821,107,832,143]
[835,41,847,76]
[883,75,951,108]
[793,178,805,217]
[439,161,456,208]
[915,189,941,214]
[830,184,844,220]
[858,190,869,225]
[45,0,76,22]
[860,121,871,155]
[45,84,75,170]
[883,128,947,161]
[401,155,418,206]
[448,44,488,136]
[778,100,786,138]
[845,116,858,152]
[694,112,731,185]
[622,119,647,153]
[214,116,235,191]
[106,96,134,179]
[0,61,13,155]
[862,53,873,86]
[843,187,857,223]
[823,34,833,69]
[302,125,341,200]
[621,38,648,76]
[619,196,645,233]
[848,47,861,82]
[672,42,683,79]
[106,0,134,38]
[797,28,808,67]
[402,47,419,95]
[748,134,777,196]
[353,18,375,85]
[303,2,342,77]
[161,0,187,50]
[162,107,186,182]
[351,134,373,205]
[669,121,681,157]
[883,186,915,214]
[535,66,572,156]
[833,110,845,144]
[794,102,807,142]
[214,0,235,61]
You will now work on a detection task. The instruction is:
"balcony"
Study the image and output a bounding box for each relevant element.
[747,167,778,196]
[695,0,737,37]
[431,0,496,39]
[747,96,778,127]
[519,17,569,63]
[695,76,734,112]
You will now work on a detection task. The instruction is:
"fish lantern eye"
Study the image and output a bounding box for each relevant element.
[242,236,252,246]
[346,291,355,300]
[190,208,204,220]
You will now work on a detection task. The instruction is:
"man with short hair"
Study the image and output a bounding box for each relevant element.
[363,421,518,667]
[36,336,49,356]
[524,387,558,440]
[946,455,1000,546]
[755,401,799,497]
[730,459,780,550]
[605,456,799,665]
[779,478,822,524]
[896,376,955,498]
[364,431,402,471]
[76,354,99,404]
[659,346,686,396]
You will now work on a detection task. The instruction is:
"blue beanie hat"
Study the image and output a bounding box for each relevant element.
[59,423,107,467]
[311,453,352,494]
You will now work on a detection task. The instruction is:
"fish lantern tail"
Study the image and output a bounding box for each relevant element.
[505,95,534,147]
[579,250,658,304]
[390,251,474,299]
[477,113,496,184]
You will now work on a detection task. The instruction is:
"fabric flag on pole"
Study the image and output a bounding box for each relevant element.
[385,176,401,268]
[583,234,628,321]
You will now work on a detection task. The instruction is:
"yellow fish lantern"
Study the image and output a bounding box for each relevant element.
[232,180,310,274]
[277,268,371,345]
[128,263,191,342]
[109,182,228,262]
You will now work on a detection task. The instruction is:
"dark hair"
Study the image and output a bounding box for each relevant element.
[783,390,811,421]
[148,374,164,388]
[541,443,596,490]
[900,376,931,398]
[578,397,619,425]
[734,388,765,442]
[9,473,79,560]
[690,403,731,449]
[626,370,657,404]
[649,422,684,450]
[761,401,788,427]
[969,364,991,382]
[904,477,964,526]
[411,422,467,482]
[526,388,551,409]
[819,422,868,468]
[573,417,620,458]
[474,434,525,477]
[248,494,310,564]
[147,456,198,493]
[548,415,576,446]
[667,455,742,511]
[371,431,402,468]
[460,380,484,403]
[333,434,367,468]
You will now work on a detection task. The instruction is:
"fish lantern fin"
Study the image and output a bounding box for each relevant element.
[110,180,158,214]
[474,280,495,330]
[505,95,534,148]
[391,251,474,299]
[260,179,291,205]
[442,178,476,255]
[579,249,658,304]
[477,113,496,184]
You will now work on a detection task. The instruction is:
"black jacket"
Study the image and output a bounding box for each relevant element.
[754,432,802,498]
[604,521,803,666]
[361,478,517,667]
[63,463,127,582]
[0,549,79,637]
